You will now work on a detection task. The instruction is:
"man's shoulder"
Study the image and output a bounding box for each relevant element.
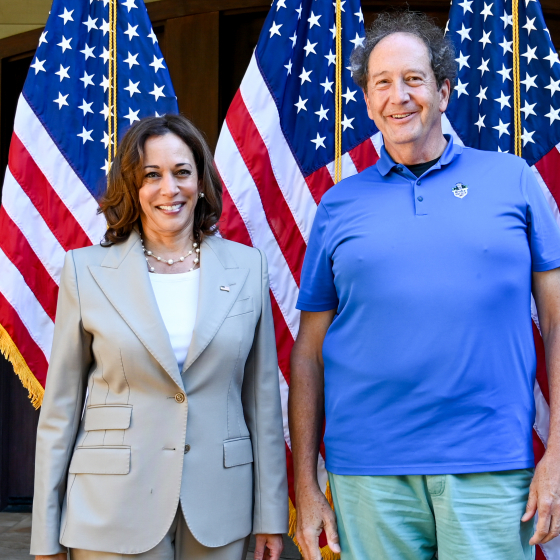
[458,145,526,172]
[320,165,381,207]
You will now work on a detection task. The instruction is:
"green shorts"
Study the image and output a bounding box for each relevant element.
[328,469,535,560]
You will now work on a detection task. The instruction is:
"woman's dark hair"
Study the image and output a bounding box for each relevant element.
[98,114,222,245]
[350,11,457,94]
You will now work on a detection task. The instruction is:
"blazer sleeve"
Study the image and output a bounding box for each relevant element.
[30,250,92,555]
[241,249,289,535]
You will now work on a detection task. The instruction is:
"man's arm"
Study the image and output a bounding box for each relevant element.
[289,309,340,560]
[522,267,560,544]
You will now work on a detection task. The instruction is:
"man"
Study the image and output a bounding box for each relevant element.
[289,11,560,560]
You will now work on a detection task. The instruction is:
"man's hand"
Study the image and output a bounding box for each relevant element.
[36,555,67,560]
[295,486,340,560]
[254,534,283,560]
[522,448,560,545]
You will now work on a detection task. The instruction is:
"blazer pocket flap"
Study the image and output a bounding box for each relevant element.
[226,297,253,318]
[224,437,253,468]
[84,405,132,431]
[69,447,130,475]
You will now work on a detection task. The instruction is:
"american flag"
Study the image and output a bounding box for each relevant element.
[446,1,560,558]
[0,0,177,407]
[214,0,379,555]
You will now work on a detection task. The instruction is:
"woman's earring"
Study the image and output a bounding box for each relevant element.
[198,192,205,199]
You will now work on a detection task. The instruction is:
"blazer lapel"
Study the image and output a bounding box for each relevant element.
[182,236,249,372]
[88,231,183,390]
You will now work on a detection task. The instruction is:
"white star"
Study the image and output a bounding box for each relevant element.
[500,10,513,28]
[57,36,72,52]
[100,75,111,92]
[522,45,538,64]
[333,0,345,11]
[148,28,158,44]
[497,146,509,153]
[100,103,112,120]
[456,23,472,42]
[544,49,560,68]
[342,87,357,103]
[122,0,137,11]
[77,127,93,144]
[124,107,140,124]
[481,2,493,20]
[499,37,513,54]
[315,105,329,121]
[520,100,537,118]
[475,114,486,131]
[497,64,512,82]
[149,56,165,73]
[285,60,292,74]
[311,133,326,150]
[478,58,490,75]
[289,33,297,47]
[479,30,492,48]
[458,0,473,13]
[53,92,69,110]
[308,11,321,29]
[525,0,536,5]
[154,111,161,117]
[80,71,95,88]
[149,84,165,101]
[101,131,114,149]
[455,78,468,97]
[100,47,112,63]
[545,106,560,125]
[59,7,74,24]
[520,72,537,91]
[100,19,110,35]
[476,85,488,104]
[545,27,551,38]
[294,96,308,113]
[325,49,336,66]
[330,24,337,39]
[80,44,96,60]
[295,3,302,19]
[124,79,140,96]
[124,23,139,40]
[492,119,510,138]
[78,99,93,116]
[55,64,70,81]
[82,15,97,32]
[445,20,449,35]
[30,58,46,74]
[269,21,282,37]
[494,91,511,109]
[523,16,537,35]
[545,78,560,96]
[299,67,312,85]
[455,51,470,70]
[321,77,334,93]
[341,115,354,130]
[38,30,48,46]
[521,128,535,146]
[350,33,365,49]
[354,8,364,22]
[101,159,109,175]
[304,39,317,56]
[123,52,139,69]
[276,0,286,10]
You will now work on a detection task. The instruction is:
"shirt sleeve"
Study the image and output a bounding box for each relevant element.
[296,202,338,312]
[521,163,560,272]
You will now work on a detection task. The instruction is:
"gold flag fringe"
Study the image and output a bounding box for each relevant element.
[287,480,341,560]
[0,323,44,409]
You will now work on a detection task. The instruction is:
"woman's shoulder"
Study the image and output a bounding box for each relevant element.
[68,242,113,266]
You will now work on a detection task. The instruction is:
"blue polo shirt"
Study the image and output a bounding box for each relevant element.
[297,136,560,475]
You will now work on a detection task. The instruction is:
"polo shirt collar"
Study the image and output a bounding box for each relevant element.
[376,134,463,177]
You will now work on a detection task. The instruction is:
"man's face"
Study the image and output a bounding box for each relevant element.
[363,32,450,154]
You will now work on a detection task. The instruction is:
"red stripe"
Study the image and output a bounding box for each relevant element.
[0,291,48,387]
[536,546,546,560]
[533,322,550,404]
[8,132,91,251]
[349,138,380,173]
[226,91,306,286]
[305,165,334,205]
[220,185,253,247]
[535,146,560,211]
[0,207,58,322]
[533,428,546,464]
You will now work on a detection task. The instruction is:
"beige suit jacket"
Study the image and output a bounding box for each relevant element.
[30,231,288,555]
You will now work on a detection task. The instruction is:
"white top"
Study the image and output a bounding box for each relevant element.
[148,269,200,370]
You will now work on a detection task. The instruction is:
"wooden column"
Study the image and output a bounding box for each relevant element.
[165,12,220,152]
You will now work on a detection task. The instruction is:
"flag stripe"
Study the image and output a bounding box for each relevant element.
[305,165,334,205]
[220,185,253,247]
[535,146,560,212]
[533,322,550,404]
[534,380,550,448]
[349,137,380,173]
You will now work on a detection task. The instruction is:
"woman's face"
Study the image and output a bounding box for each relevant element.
[138,133,199,240]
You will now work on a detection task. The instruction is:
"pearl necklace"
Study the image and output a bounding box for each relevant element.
[140,237,200,273]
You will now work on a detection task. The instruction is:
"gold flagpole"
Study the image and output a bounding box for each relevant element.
[334,0,343,183]
[512,0,521,156]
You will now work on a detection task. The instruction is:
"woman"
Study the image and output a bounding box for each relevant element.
[31,115,288,560]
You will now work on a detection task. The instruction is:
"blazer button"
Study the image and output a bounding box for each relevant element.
[184,444,191,454]
[174,393,185,403]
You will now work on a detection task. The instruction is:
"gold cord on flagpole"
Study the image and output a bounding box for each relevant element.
[108,0,118,167]
[334,0,342,183]
[512,0,521,157]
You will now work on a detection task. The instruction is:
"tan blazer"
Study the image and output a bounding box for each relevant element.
[30,231,288,555]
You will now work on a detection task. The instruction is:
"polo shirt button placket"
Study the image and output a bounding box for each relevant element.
[414,179,426,215]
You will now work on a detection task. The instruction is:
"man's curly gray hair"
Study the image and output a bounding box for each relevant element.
[350,11,457,94]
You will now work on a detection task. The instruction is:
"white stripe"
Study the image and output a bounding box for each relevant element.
[0,248,54,361]
[371,131,383,158]
[317,454,328,494]
[541,533,560,559]
[326,151,359,183]
[2,169,65,284]
[532,165,560,228]
[240,57,317,243]
[441,113,465,146]
[534,380,550,448]
[215,123,301,337]
[13,95,106,245]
